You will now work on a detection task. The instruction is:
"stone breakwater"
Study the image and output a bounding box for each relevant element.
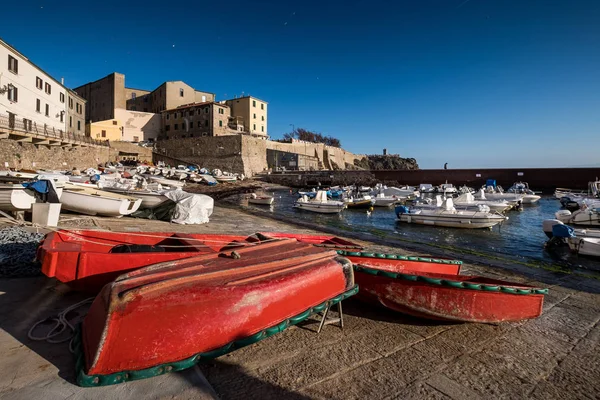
[0,227,45,278]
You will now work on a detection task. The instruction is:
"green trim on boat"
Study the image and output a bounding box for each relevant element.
[337,250,463,265]
[74,285,359,387]
[353,265,548,296]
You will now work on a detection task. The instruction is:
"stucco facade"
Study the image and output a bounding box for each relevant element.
[89,118,122,141]
[125,81,215,114]
[224,96,268,137]
[161,102,239,139]
[88,108,161,142]
[0,38,86,137]
[73,73,124,123]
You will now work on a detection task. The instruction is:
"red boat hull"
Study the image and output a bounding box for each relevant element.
[347,254,545,323]
[79,239,356,385]
[38,230,362,292]
[257,232,362,249]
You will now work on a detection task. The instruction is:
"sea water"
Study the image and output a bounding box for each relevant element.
[241,191,600,275]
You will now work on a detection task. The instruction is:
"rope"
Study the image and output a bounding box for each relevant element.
[28,298,95,351]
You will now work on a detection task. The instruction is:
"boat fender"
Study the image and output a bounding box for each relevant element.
[231,251,241,259]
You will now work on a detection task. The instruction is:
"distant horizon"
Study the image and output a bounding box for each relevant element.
[1,0,598,169]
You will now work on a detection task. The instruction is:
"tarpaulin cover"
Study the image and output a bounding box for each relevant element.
[163,190,214,224]
[22,180,49,194]
[552,224,575,238]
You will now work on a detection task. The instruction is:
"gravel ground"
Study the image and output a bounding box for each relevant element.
[0,226,44,277]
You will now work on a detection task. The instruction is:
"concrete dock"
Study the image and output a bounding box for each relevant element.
[1,206,599,399]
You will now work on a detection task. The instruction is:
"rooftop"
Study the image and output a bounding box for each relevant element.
[161,101,229,113]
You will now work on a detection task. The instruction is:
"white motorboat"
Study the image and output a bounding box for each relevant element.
[453,192,512,213]
[555,205,600,227]
[542,219,600,239]
[248,193,274,205]
[419,184,436,194]
[555,180,600,200]
[295,191,346,214]
[568,237,600,257]
[506,182,541,204]
[0,184,37,211]
[476,187,523,205]
[372,193,398,207]
[439,182,457,194]
[61,184,142,217]
[379,185,419,198]
[395,198,507,229]
[214,175,237,183]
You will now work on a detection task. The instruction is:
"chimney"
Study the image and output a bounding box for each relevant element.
[61,77,64,85]
[383,148,387,155]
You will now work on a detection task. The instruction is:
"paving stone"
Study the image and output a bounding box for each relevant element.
[416,324,503,362]
[542,366,600,400]
[425,374,483,400]
[299,357,409,400]
[390,382,452,400]
[400,320,457,339]
[383,341,447,385]
[352,325,423,356]
[520,304,599,345]
[443,355,535,399]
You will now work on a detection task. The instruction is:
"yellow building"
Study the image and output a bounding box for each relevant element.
[88,119,122,141]
[224,96,267,137]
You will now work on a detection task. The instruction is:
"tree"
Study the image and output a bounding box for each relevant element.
[282,128,342,148]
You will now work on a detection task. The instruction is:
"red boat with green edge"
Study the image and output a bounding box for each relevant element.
[336,250,547,323]
[37,230,362,292]
[77,239,357,387]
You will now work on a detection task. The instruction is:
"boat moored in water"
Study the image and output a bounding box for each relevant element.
[295,191,346,214]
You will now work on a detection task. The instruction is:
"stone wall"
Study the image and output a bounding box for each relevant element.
[266,140,364,170]
[0,138,112,170]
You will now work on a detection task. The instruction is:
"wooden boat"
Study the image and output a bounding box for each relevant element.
[247,193,274,205]
[339,250,547,323]
[38,230,362,292]
[75,239,357,386]
[256,232,362,249]
[344,197,374,209]
[61,183,142,217]
[38,230,262,291]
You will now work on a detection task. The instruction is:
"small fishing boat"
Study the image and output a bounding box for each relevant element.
[542,219,600,239]
[439,182,457,194]
[396,198,507,229]
[568,237,600,257]
[555,206,600,227]
[0,184,38,211]
[247,193,274,205]
[344,195,374,209]
[506,182,541,204]
[453,192,512,213]
[295,191,346,214]
[76,239,357,386]
[545,222,600,257]
[61,184,142,217]
[99,187,169,209]
[340,250,547,323]
[214,175,237,183]
[372,193,399,207]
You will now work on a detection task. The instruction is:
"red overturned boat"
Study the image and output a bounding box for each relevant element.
[38,230,362,292]
[337,250,547,323]
[75,239,357,386]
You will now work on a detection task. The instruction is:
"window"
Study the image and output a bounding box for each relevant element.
[45,82,51,94]
[252,100,256,107]
[76,103,82,114]
[197,121,201,127]
[60,93,65,103]
[166,114,170,120]
[68,97,73,109]
[205,120,209,127]
[261,126,264,132]
[218,108,224,114]
[60,112,64,122]
[8,55,18,74]
[112,120,117,125]
[262,116,265,121]
[261,103,264,110]
[69,116,72,127]
[165,125,170,131]
[180,88,184,97]
[101,130,106,138]
[144,96,148,103]
[36,77,43,89]
[219,120,223,127]
[253,113,256,119]
[77,121,81,131]
[204,107,209,114]
[131,92,136,99]
[174,123,178,130]
[36,99,41,112]
[7,85,17,102]
[253,124,256,130]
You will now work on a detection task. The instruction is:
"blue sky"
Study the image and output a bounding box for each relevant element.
[2,0,599,168]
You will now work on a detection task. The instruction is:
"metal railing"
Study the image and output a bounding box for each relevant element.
[0,112,108,147]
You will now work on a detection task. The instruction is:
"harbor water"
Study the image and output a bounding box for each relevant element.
[239,191,600,275]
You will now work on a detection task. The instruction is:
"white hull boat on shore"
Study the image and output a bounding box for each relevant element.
[101,188,170,209]
[61,184,142,217]
[143,175,186,188]
[295,191,346,214]
[0,184,37,211]
[248,193,274,205]
[395,198,507,229]
[555,207,600,227]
